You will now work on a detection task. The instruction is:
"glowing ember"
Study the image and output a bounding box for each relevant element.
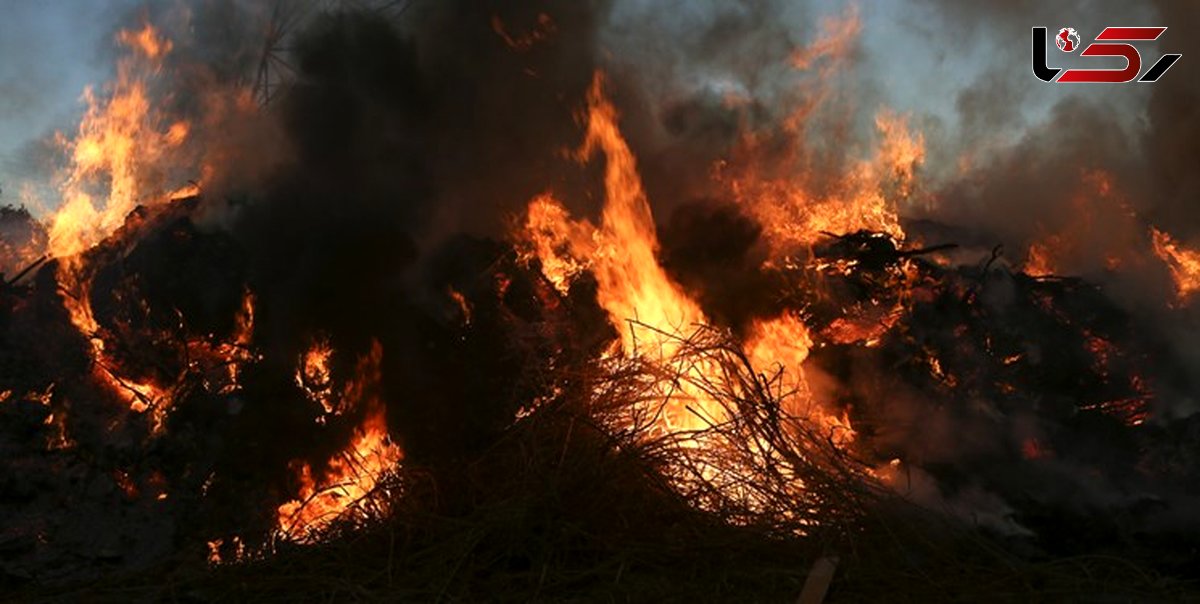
[206,537,246,566]
[221,289,258,390]
[448,287,472,325]
[821,309,901,347]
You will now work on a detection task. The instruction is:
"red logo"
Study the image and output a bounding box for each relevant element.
[1033,26,1182,83]
[1057,27,1080,52]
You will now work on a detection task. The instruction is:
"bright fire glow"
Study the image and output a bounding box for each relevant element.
[1024,241,1057,277]
[276,341,403,543]
[726,109,922,253]
[45,23,195,422]
[1151,227,1200,302]
[714,6,923,255]
[296,337,336,416]
[518,73,859,451]
[49,23,185,259]
[522,74,722,436]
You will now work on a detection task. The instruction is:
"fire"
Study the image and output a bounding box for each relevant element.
[785,5,862,128]
[821,305,903,347]
[49,22,185,259]
[202,289,258,393]
[233,289,256,345]
[41,23,196,421]
[874,111,926,198]
[116,23,173,60]
[296,337,336,416]
[723,113,923,255]
[448,287,472,325]
[745,314,852,437]
[518,73,858,453]
[1022,169,1138,279]
[276,341,403,543]
[207,537,246,566]
[713,5,922,256]
[789,5,861,73]
[519,194,590,295]
[1151,227,1200,302]
[521,74,719,436]
[1024,241,1057,277]
[574,74,708,355]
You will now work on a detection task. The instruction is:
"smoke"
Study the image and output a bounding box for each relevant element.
[8,0,1200,555]
[1144,2,1200,240]
[192,1,609,463]
[894,2,1200,407]
[135,0,1200,450]
[597,0,872,220]
[911,0,1199,260]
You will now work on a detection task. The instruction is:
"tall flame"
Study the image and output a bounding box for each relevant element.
[49,22,185,259]
[44,24,194,421]
[521,74,722,436]
[518,73,842,445]
[576,74,709,356]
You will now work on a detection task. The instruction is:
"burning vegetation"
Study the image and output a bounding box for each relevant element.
[2,1,1200,601]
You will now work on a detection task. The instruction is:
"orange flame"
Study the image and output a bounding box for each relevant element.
[1021,169,1139,278]
[518,73,854,451]
[117,22,173,60]
[276,341,402,542]
[296,337,335,415]
[521,74,719,436]
[49,23,185,259]
[519,194,590,295]
[1151,227,1200,302]
[1024,241,1058,277]
[40,23,207,423]
[790,5,861,72]
[717,6,925,256]
[575,74,709,356]
[726,109,922,254]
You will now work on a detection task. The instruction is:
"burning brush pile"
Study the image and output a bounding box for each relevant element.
[3,1,1200,601]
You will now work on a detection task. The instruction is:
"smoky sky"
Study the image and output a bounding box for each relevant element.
[3,0,1200,268]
